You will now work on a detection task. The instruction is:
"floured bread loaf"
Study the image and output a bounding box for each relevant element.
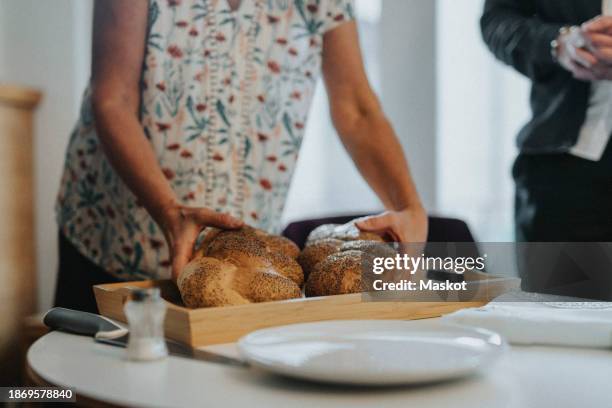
[302,222,396,297]
[178,227,302,308]
[305,222,384,246]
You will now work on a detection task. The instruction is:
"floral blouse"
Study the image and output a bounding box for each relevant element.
[56,0,355,280]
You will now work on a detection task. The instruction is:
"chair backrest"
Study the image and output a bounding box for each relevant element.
[283,215,482,280]
[282,215,477,249]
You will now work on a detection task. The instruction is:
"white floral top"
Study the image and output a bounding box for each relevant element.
[56,0,354,279]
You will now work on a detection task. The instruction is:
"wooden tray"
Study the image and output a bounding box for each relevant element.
[94,273,519,347]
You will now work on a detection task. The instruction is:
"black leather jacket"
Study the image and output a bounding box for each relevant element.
[481,0,600,153]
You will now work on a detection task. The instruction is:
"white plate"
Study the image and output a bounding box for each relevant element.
[238,320,506,385]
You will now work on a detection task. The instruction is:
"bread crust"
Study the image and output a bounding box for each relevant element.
[306,222,384,246]
[305,251,364,297]
[177,227,303,308]
[297,238,343,278]
[302,223,396,297]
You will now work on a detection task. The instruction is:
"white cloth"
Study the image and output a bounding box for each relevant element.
[444,291,612,348]
[569,81,612,161]
[569,0,612,161]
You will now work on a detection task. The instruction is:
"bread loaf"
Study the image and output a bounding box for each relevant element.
[297,238,343,278]
[178,227,303,308]
[302,222,396,297]
[305,250,364,297]
[306,222,384,246]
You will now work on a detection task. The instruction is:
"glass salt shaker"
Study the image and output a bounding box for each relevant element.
[124,288,169,361]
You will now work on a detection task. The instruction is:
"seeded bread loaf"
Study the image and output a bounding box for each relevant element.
[301,222,396,297]
[178,227,302,308]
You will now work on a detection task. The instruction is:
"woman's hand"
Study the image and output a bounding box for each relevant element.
[159,205,244,281]
[355,206,428,243]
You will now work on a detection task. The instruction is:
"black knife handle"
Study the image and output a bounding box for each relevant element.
[44,307,123,337]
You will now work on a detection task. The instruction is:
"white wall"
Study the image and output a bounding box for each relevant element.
[436,0,530,242]
[380,0,437,211]
[0,3,5,67]
[0,0,92,310]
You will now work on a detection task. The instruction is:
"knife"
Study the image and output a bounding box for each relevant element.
[44,308,247,368]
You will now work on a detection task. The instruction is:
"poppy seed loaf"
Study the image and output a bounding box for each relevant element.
[301,222,395,297]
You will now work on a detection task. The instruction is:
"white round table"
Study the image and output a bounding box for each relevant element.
[28,325,612,408]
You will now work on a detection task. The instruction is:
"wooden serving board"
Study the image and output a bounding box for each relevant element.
[94,273,520,347]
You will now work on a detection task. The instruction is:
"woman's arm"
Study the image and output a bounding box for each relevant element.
[321,22,428,243]
[91,0,242,280]
[91,0,175,226]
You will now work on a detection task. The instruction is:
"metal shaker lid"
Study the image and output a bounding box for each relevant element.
[131,287,161,302]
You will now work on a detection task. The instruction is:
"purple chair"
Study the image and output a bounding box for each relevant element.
[282,214,477,249]
[283,214,481,281]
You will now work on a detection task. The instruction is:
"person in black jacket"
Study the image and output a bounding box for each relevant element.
[481,0,612,297]
[481,0,612,241]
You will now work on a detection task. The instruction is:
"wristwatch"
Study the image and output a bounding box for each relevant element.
[551,26,572,62]
[551,25,586,63]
